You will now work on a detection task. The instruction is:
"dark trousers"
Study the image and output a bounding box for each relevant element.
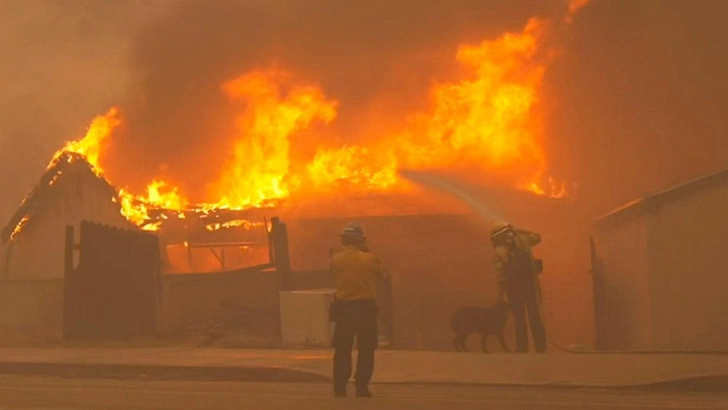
[507,277,546,352]
[331,299,378,390]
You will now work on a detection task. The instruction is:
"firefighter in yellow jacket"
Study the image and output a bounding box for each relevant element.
[491,221,547,353]
[329,223,385,397]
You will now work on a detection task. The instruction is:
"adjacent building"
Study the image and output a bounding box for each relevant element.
[593,168,728,351]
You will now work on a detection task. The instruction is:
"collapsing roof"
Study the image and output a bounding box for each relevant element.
[1,152,121,244]
[0,152,268,245]
[597,166,728,226]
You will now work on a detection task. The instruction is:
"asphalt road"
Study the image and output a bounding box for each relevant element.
[0,376,725,410]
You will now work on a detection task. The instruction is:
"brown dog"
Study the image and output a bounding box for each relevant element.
[450,301,510,352]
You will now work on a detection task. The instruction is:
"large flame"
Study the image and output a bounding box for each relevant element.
[211,69,338,209]
[26,2,589,233]
[403,17,549,192]
[50,107,120,175]
[305,16,561,196]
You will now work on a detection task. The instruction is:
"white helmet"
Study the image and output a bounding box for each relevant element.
[340,222,366,242]
[490,221,512,239]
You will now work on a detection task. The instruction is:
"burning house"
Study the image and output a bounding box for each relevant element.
[0,150,272,279]
[1,152,133,281]
[0,144,593,349]
[0,1,600,348]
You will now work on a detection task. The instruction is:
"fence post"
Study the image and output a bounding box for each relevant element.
[62,225,75,338]
[271,217,291,291]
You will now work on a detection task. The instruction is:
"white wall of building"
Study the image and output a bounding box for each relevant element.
[647,181,728,350]
[595,174,728,351]
[595,211,652,350]
[3,165,132,281]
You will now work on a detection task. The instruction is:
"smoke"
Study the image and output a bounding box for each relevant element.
[543,0,728,214]
[0,0,169,224]
[3,0,728,224]
[102,0,565,199]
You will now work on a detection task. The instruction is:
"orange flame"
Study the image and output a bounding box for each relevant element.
[306,146,399,191]
[9,216,30,240]
[305,17,557,196]
[146,180,188,210]
[205,220,265,232]
[30,2,589,233]
[407,17,549,193]
[50,107,120,174]
[211,69,337,209]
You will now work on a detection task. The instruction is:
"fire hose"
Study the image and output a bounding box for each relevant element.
[538,280,728,355]
[398,168,728,355]
[540,292,728,355]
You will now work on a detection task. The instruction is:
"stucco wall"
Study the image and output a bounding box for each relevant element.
[647,182,728,350]
[596,178,728,351]
[595,213,651,350]
[0,271,281,343]
[4,166,132,280]
[0,279,64,340]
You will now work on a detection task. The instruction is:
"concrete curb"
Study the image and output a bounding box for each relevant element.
[627,375,728,392]
[374,376,728,392]
[0,362,724,391]
[0,362,330,383]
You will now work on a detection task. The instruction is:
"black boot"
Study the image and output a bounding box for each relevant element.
[334,385,347,397]
[355,384,373,397]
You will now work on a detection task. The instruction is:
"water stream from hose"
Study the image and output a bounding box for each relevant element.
[397,168,728,354]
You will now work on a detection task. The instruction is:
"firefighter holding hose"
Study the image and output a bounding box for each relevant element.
[491,221,547,353]
[329,223,386,397]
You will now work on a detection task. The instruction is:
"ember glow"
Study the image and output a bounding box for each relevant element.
[9,216,29,240]
[25,2,588,233]
[205,219,264,232]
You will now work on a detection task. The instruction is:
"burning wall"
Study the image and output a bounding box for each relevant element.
[2,0,595,344]
[1,153,133,280]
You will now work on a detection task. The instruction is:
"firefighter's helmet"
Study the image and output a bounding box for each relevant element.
[490,221,512,239]
[340,222,366,242]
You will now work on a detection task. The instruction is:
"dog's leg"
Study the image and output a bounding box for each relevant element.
[459,336,469,352]
[480,334,489,353]
[497,333,509,352]
[453,337,461,352]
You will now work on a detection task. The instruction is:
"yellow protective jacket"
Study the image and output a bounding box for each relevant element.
[330,245,385,301]
[493,230,542,300]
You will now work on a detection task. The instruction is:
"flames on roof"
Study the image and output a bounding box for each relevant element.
[3,0,592,242]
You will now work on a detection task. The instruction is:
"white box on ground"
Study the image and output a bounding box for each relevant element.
[279,289,337,347]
